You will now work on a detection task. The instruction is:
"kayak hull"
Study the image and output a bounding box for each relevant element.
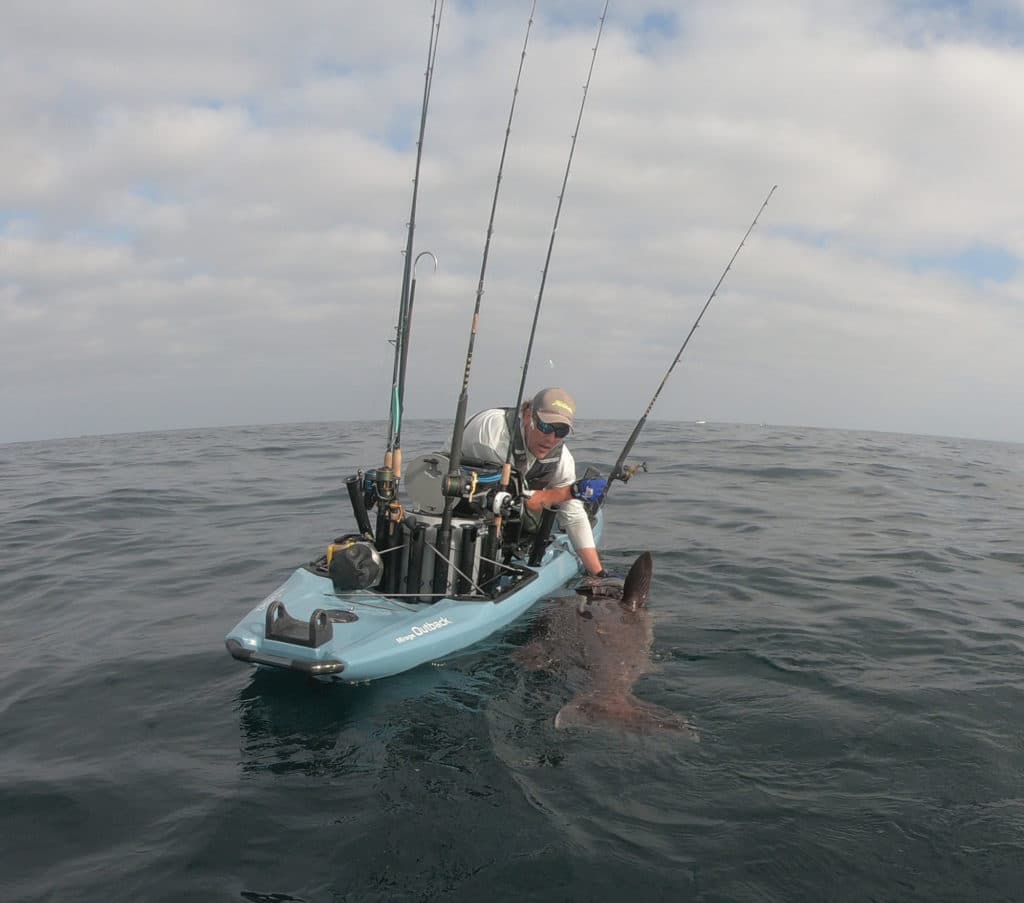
[226,510,602,683]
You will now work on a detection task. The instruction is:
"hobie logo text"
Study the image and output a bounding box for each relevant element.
[395,616,452,644]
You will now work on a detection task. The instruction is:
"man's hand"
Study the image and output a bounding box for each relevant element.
[571,478,608,503]
[524,479,608,512]
[524,486,572,513]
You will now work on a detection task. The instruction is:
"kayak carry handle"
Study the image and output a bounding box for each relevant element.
[265,600,334,649]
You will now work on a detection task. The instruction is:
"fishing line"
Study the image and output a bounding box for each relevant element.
[606,184,778,492]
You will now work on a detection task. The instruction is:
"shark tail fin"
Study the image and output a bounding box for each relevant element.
[554,693,698,739]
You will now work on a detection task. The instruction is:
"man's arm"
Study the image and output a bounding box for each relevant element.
[524,448,606,575]
[577,546,603,576]
[523,478,608,511]
[523,484,573,511]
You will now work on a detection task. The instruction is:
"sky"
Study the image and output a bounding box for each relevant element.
[2,0,1022,446]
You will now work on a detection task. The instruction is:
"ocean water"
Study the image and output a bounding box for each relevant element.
[1,419,1022,902]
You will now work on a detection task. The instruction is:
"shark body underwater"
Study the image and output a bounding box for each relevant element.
[514,551,698,738]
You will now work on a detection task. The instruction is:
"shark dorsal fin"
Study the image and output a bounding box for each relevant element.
[620,552,653,611]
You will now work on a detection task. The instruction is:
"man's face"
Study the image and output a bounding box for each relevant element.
[523,404,563,459]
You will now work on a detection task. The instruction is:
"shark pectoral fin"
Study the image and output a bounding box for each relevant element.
[554,693,699,740]
[513,639,557,672]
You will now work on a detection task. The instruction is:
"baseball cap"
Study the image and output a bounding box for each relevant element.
[531,387,575,429]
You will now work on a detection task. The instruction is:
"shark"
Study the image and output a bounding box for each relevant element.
[514,552,697,737]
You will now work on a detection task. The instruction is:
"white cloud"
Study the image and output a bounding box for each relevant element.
[1,0,1021,445]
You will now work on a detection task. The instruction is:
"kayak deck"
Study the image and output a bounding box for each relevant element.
[225,511,602,683]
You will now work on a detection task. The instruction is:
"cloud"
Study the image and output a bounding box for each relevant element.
[1,0,1022,445]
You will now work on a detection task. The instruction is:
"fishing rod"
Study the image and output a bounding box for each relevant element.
[507,0,609,450]
[433,0,539,596]
[488,0,610,571]
[384,0,445,481]
[372,0,444,594]
[606,184,778,492]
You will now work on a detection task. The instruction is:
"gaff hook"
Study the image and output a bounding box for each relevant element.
[414,250,438,276]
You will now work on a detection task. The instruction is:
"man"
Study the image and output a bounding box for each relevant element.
[461,387,610,577]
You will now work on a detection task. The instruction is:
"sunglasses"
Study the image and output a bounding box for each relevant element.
[532,411,570,439]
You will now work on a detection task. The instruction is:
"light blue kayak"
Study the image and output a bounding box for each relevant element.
[225,508,603,683]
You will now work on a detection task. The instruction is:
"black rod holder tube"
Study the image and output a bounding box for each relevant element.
[374,507,391,592]
[431,522,454,598]
[457,524,478,595]
[528,509,557,567]
[385,520,404,596]
[346,475,374,537]
[478,523,497,592]
[407,522,426,600]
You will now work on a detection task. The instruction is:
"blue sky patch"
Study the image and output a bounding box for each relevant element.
[894,0,1024,46]
[131,183,165,203]
[1,210,37,231]
[387,104,419,152]
[911,244,1018,284]
[770,225,836,249]
[73,223,135,245]
[640,10,678,39]
[315,61,355,79]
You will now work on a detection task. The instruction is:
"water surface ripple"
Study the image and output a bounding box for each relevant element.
[1,421,1021,901]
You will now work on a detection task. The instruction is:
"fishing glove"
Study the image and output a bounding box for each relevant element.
[571,478,608,503]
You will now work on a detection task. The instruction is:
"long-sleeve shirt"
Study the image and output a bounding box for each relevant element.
[460,408,598,553]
